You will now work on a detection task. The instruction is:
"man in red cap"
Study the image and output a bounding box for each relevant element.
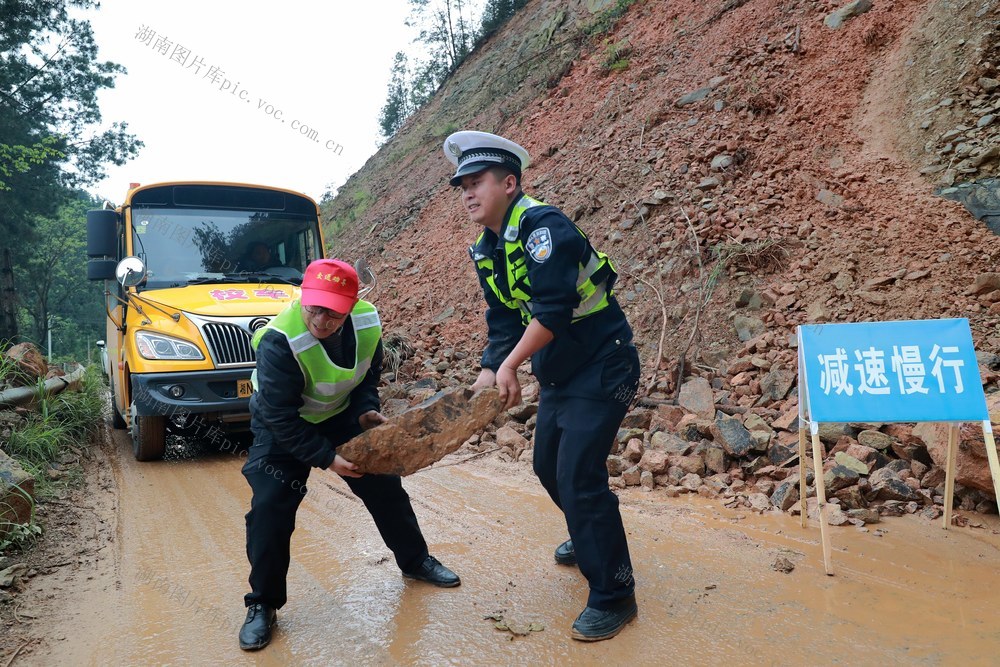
[238,258,460,651]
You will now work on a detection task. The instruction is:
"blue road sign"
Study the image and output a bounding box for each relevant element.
[798,318,987,423]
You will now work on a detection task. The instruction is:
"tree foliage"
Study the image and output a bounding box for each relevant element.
[13,190,105,362]
[0,0,142,344]
[0,0,142,232]
[377,0,528,141]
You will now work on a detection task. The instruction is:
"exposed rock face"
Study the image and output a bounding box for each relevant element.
[338,387,503,476]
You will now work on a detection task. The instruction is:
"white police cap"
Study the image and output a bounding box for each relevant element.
[443,131,531,186]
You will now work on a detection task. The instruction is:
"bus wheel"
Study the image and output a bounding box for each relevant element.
[130,403,166,461]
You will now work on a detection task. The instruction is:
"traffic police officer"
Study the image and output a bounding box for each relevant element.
[443,131,641,641]
[239,258,460,651]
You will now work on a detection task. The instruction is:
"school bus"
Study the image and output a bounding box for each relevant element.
[85,181,329,461]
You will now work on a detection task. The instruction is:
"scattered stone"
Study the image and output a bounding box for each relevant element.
[680,473,703,491]
[914,417,999,498]
[496,425,530,457]
[606,455,625,477]
[640,471,656,490]
[621,410,652,430]
[834,452,869,476]
[623,465,642,486]
[770,479,800,511]
[711,154,733,171]
[712,416,753,457]
[676,87,713,107]
[817,423,853,445]
[921,506,943,520]
[846,508,880,524]
[639,450,670,475]
[979,77,1000,92]
[816,189,844,208]
[0,563,28,588]
[623,438,644,463]
[651,431,693,455]
[766,441,797,466]
[872,477,922,502]
[825,505,851,526]
[734,315,765,342]
[857,429,892,450]
[678,377,715,419]
[772,556,795,573]
[823,0,873,29]
[703,444,728,475]
[759,367,794,402]
[748,493,772,512]
[825,465,860,492]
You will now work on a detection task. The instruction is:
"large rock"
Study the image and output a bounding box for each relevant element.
[770,479,800,510]
[0,449,35,534]
[824,0,873,29]
[4,342,47,386]
[913,411,1000,499]
[338,387,503,476]
[639,450,670,475]
[650,431,692,455]
[712,415,753,457]
[678,377,715,419]
[760,367,795,403]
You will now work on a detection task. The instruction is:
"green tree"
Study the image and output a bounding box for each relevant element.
[378,51,416,138]
[479,0,528,38]
[13,190,104,361]
[0,0,142,342]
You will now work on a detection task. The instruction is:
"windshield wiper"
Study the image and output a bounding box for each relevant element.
[230,272,300,286]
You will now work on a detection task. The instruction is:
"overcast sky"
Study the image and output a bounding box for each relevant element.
[86,0,416,204]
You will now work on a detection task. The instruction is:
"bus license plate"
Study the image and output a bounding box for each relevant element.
[237,379,253,398]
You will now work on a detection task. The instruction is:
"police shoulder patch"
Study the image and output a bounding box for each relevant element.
[525,227,553,263]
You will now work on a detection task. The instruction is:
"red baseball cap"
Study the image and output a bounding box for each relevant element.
[300,259,359,314]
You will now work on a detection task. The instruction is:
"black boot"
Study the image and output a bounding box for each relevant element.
[571,596,637,641]
[554,539,576,565]
[403,555,461,587]
[239,603,277,650]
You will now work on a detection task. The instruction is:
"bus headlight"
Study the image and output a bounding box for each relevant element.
[135,332,205,360]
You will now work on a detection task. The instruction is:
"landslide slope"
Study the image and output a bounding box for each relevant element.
[323,0,1000,397]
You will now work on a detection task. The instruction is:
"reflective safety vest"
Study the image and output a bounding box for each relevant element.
[250,299,381,423]
[469,195,616,326]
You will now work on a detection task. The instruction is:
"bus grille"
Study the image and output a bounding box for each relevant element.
[203,323,255,365]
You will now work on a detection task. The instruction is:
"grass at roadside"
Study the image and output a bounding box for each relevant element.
[1,365,105,552]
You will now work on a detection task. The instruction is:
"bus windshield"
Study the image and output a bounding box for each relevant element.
[129,207,322,290]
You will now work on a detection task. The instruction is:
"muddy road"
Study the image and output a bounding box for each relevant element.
[8,428,1000,666]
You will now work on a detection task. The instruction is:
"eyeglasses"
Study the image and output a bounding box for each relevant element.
[303,304,347,319]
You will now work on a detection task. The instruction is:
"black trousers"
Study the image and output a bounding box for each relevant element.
[242,421,429,609]
[532,341,640,610]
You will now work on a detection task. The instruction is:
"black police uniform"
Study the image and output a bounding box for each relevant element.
[243,316,429,610]
[471,192,641,610]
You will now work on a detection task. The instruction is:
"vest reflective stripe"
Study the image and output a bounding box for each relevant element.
[250,299,381,423]
[469,196,615,325]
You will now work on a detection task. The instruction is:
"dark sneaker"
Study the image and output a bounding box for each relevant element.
[239,603,276,651]
[554,539,576,566]
[403,555,461,587]
[571,596,638,642]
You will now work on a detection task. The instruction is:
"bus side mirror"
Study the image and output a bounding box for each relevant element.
[87,209,119,258]
[116,256,147,287]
